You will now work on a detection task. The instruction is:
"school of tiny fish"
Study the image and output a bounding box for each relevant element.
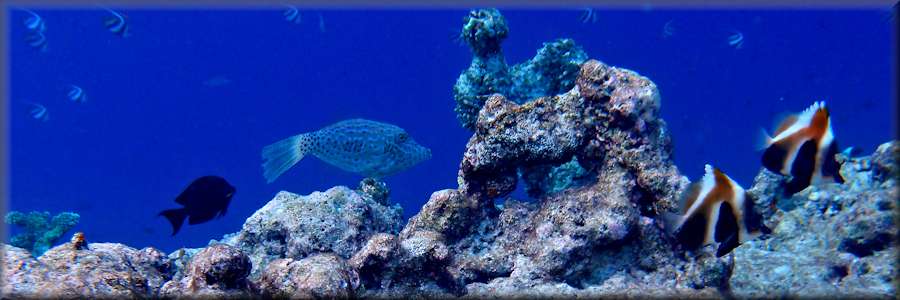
[16,7,333,234]
[23,10,48,52]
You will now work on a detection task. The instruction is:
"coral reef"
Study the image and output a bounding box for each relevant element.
[159,243,254,298]
[2,238,170,298]
[5,211,79,255]
[3,140,895,297]
[258,253,360,298]
[417,58,726,298]
[729,141,898,298]
[2,8,896,298]
[454,8,587,130]
[218,186,404,278]
[520,156,591,197]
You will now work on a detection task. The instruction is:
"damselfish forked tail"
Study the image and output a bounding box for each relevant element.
[262,133,311,183]
[159,208,187,236]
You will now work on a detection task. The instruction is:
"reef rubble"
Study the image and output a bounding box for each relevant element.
[218,184,404,279]
[2,8,897,299]
[729,142,899,298]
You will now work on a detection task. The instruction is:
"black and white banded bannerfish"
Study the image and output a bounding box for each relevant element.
[662,20,675,39]
[25,31,48,52]
[579,8,599,24]
[23,9,46,33]
[104,8,131,37]
[664,164,768,257]
[759,101,844,196]
[284,5,301,24]
[67,85,87,103]
[28,102,49,122]
[727,30,744,49]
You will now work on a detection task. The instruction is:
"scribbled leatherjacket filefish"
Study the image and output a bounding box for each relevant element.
[262,118,432,183]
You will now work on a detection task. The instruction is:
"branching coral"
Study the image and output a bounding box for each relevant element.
[5,211,80,256]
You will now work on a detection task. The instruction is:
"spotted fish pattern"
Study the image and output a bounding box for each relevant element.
[262,118,431,183]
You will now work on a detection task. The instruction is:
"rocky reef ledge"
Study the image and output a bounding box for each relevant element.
[3,57,896,298]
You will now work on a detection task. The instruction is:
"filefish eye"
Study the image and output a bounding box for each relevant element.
[397,132,409,142]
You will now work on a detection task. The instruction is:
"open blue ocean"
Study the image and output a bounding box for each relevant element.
[8,6,894,255]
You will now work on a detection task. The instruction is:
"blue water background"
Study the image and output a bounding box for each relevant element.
[8,7,895,253]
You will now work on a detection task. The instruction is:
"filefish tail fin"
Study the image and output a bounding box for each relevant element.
[159,208,187,236]
[262,133,311,183]
[756,128,773,151]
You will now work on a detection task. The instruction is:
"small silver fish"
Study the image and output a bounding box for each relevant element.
[104,8,130,37]
[317,13,325,33]
[284,6,301,24]
[262,119,431,183]
[23,9,46,33]
[67,85,86,103]
[203,75,232,87]
[662,20,675,38]
[25,31,48,52]
[28,103,49,122]
[727,30,744,49]
[580,8,599,24]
